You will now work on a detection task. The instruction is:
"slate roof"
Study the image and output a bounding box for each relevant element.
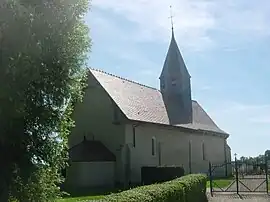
[69,140,116,162]
[160,30,191,79]
[89,68,228,137]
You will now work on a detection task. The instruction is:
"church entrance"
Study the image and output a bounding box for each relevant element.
[208,156,269,196]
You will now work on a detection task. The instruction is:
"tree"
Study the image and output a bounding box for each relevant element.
[0,0,91,201]
[265,150,270,160]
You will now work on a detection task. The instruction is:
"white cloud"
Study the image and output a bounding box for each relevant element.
[91,0,270,50]
[87,0,270,80]
[206,101,270,157]
[223,102,270,112]
[199,85,212,91]
[91,0,216,50]
[211,101,270,126]
[249,117,270,124]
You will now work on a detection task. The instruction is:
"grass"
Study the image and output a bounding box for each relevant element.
[207,177,233,188]
[57,185,127,202]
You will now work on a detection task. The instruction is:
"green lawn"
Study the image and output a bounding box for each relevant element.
[207,177,233,188]
[57,195,104,202]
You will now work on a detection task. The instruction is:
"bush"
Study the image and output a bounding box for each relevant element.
[141,166,185,185]
[178,174,207,202]
[100,174,207,202]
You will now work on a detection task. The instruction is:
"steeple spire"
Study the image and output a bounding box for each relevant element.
[159,15,193,124]
[169,5,174,31]
[159,30,191,80]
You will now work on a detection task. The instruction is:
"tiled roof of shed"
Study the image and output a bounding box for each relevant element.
[89,68,228,136]
[69,140,116,162]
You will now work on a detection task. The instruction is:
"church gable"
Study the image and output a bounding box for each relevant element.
[88,68,228,136]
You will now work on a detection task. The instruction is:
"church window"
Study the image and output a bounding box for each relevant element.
[152,137,156,156]
[171,79,177,86]
[188,140,192,174]
[202,142,206,160]
[132,126,136,147]
[161,80,165,89]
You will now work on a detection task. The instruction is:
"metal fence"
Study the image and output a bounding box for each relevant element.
[209,156,269,196]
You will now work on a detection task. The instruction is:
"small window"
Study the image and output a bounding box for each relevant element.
[152,137,156,156]
[132,126,136,147]
[202,142,206,160]
[189,140,192,157]
[171,79,176,86]
[188,140,192,173]
[161,80,165,89]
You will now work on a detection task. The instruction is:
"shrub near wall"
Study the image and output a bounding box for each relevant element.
[101,174,207,202]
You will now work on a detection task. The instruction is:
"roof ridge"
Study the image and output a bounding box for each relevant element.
[89,67,158,91]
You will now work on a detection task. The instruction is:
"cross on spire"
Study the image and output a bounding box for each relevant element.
[169,5,174,30]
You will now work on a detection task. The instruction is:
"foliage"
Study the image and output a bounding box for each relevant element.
[179,174,207,202]
[239,153,269,164]
[0,0,91,201]
[265,150,270,160]
[57,195,104,202]
[9,166,63,202]
[100,174,207,202]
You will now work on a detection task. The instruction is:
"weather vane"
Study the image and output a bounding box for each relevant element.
[169,5,174,30]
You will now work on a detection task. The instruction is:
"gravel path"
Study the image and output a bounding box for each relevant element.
[207,193,270,202]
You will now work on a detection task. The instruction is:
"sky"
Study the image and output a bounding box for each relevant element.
[85,0,270,158]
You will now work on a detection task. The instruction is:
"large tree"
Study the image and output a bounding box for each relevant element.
[0,0,91,201]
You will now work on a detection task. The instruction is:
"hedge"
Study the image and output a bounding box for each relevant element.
[99,174,207,202]
[141,166,185,185]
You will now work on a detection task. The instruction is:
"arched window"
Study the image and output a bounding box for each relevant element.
[152,137,156,156]
[188,140,192,173]
[202,142,206,160]
[132,126,136,147]
[161,80,165,89]
[171,79,177,86]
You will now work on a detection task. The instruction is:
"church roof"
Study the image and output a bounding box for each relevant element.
[89,68,229,137]
[160,30,190,79]
[69,140,116,162]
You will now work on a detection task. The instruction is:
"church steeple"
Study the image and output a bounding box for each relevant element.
[160,30,191,85]
[160,29,192,124]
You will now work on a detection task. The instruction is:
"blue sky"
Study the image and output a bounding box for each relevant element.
[85,0,270,158]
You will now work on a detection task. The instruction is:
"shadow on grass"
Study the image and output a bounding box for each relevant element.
[59,183,141,201]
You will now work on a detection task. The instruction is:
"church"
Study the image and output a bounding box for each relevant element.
[65,29,232,189]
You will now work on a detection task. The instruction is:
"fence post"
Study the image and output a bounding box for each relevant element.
[235,156,239,195]
[209,162,213,197]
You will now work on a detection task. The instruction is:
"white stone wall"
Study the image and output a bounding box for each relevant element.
[69,75,126,182]
[66,162,115,188]
[125,123,227,183]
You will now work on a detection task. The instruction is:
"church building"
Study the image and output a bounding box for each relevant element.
[66,29,231,189]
